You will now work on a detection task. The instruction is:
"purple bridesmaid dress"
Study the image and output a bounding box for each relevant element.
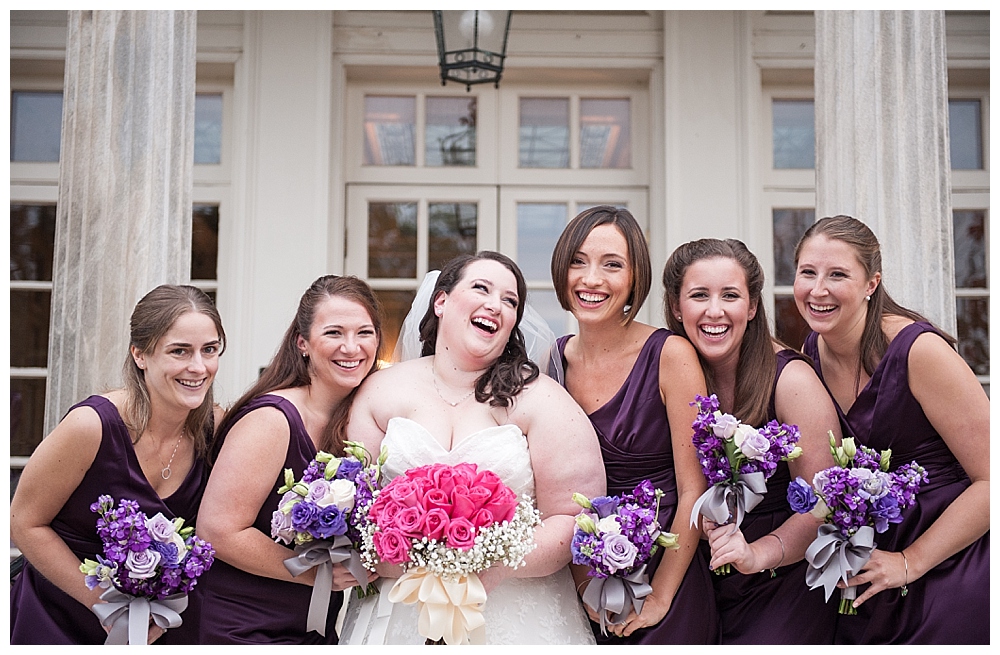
[555,329,721,644]
[10,395,208,645]
[804,323,989,644]
[196,394,342,644]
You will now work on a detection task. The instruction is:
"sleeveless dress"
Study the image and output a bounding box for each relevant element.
[197,394,342,644]
[703,349,837,644]
[340,416,596,645]
[804,322,990,644]
[554,328,721,644]
[10,395,208,645]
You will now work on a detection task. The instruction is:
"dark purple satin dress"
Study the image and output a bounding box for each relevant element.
[703,349,837,644]
[555,329,721,644]
[197,394,342,644]
[10,395,208,645]
[804,323,989,644]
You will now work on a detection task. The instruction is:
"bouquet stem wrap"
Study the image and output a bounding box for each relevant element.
[92,588,187,645]
[689,472,767,528]
[283,535,370,636]
[386,567,487,645]
[804,524,875,615]
[582,565,653,637]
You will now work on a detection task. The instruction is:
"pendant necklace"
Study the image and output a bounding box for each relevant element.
[159,428,186,480]
[432,369,475,407]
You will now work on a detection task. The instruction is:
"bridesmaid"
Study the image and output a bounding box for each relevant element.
[10,285,226,644]
[549,206,720,644]
[793,215,989,644]
[662,238,839,643]
[196,275,381,644]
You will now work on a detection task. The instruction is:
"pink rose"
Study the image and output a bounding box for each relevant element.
[484,485,518,523]
[446,517,477,551]
[451,463,478,486]
[387,479,422,508]
[373,528,411,564]
[372,499,404,528]
[421,488,452,514]
[470,507,495,530]
[431,466,459,496]
[422,508,451,541]
[473,469,504,497]
[451,484,492,519]
[392,506,426,539]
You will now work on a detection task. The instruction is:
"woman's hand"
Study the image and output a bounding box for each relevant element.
[705,521,760,574]
[839,549,908,608]
[329,562,378,592]
[610,591,671,638]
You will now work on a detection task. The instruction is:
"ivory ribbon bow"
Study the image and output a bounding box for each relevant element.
[582,566,653,637]
[689,472,768,528]
[804,524,875,601]
[284,535,369,636]
[91,588,187,645]
[386,567,488,645]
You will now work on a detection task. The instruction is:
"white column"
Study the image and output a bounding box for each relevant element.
[814,10,955,333]
[46,10,197,432]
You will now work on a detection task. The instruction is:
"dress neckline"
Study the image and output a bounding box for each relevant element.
[386,416,524,454]
[576,328,668,418]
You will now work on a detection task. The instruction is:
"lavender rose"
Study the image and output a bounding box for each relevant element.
[734,424,769,461]
[271,509,296,544]
[852,468,892,501]
[600,533,638,573]
[307,479,332,504]
[787,476,818,514]
[712,412,740,439]
[125,548,162,580]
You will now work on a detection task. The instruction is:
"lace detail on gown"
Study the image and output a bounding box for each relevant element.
[340,417,595,645]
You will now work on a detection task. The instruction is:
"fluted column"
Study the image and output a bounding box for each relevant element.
[814,10,955,333]
[46,10,197,432]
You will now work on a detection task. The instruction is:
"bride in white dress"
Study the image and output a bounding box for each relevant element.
[340,251,605,645]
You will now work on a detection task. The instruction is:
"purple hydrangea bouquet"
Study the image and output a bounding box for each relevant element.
[80,495,215,645]
[270,441,385,635]
[787,433,926,614]
[571,480,679,636]
[688,394,802,574]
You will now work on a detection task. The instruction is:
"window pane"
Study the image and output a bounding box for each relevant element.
[10,204,57,282]
[11,290,51,368]
[772,99,815,169]
[368,202,418,278]
[580,98,630,169]
[194,93,223,165]
[517,203,568,280]
[428,202,477,271]
[519,98,569,168]
[426,97,477,167]
[949,99,982,170]
[772,208,815,285]
[774,295,811,351]
[10,378,47,458]
[364,96,416,166]
[953,210,987,288]
[192,204,220,280]
[527,289,570,340]
[374,289,417,364]
[11,91,63,162]
[957,297,988,376]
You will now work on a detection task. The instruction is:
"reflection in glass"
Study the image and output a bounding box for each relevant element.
[368,202,418,278]
[580,98,630,169]
[10,378,47,458]
[11,290,51,368]
[519,98,569,168]
[374,289,417,364]
[772,208,815,285]
[948,99,982,170]
[10,204,57,282]
[11,91,63,162]
[772,99,815,169]
[527,289,570,341]
[957,297,988,376]
[426,97,477,167]
[774,296,810,351]
[192,205,220,280]
[194,93,223,165]
[364,96,416,166]
[953,210,987,288]
[429,203,478,271]
[517,203,567,280]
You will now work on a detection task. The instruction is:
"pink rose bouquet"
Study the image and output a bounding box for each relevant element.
[357,462,541,644]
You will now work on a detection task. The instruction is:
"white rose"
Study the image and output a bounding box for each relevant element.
[316,478,356,511]
[597,514,622,536]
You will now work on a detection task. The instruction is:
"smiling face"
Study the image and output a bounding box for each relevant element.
[566,224,633,326]
[132,311,222,414]
[297,295,379,392]
[678,256,757,372]
[433,258,519,365]
[793,234,880,338]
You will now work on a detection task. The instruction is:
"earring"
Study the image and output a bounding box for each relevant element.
[677,316,682,321]
[302,352,308,359]
[865,295,871,301]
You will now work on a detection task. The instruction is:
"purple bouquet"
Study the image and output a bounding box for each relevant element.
[689,394,802,573]
[571,480,679,636]
[80,495,215,644]
[270,441,385,635]
[788,433,927,614]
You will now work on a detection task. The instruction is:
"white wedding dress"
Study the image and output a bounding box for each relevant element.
[340,417,596,645]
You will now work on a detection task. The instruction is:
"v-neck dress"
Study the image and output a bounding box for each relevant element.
[804,322,989,644]
[10,395,209,645]
[554,328,721,644]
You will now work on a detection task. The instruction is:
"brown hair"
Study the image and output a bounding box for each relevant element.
[550,205,652,326]
[220,275,383,456]
[122,284,226,458]
[418,251,539,407]
[662,238,780,427]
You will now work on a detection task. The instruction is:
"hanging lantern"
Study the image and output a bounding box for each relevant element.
[432,11,512,91]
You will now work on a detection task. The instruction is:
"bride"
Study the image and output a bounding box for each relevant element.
[340,251,605,645]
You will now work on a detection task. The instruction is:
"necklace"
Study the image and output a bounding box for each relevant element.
[431,370,475,407]
[159,428,186,480]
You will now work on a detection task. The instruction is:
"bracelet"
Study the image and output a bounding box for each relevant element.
[577,579,590,596]
[761,533,785,578]
[900,551,909,597]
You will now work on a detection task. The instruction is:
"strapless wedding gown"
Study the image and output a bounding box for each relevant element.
[340,417,595,645]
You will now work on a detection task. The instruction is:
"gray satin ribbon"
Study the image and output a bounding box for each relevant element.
[92,588,187,645]
[804,524,875,601]
[283,535,368,636]
[582,566,653,637]
[689,472,767,529]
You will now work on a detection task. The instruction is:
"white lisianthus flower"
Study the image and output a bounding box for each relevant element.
[809,496,830,520]
[597,514,621,536]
